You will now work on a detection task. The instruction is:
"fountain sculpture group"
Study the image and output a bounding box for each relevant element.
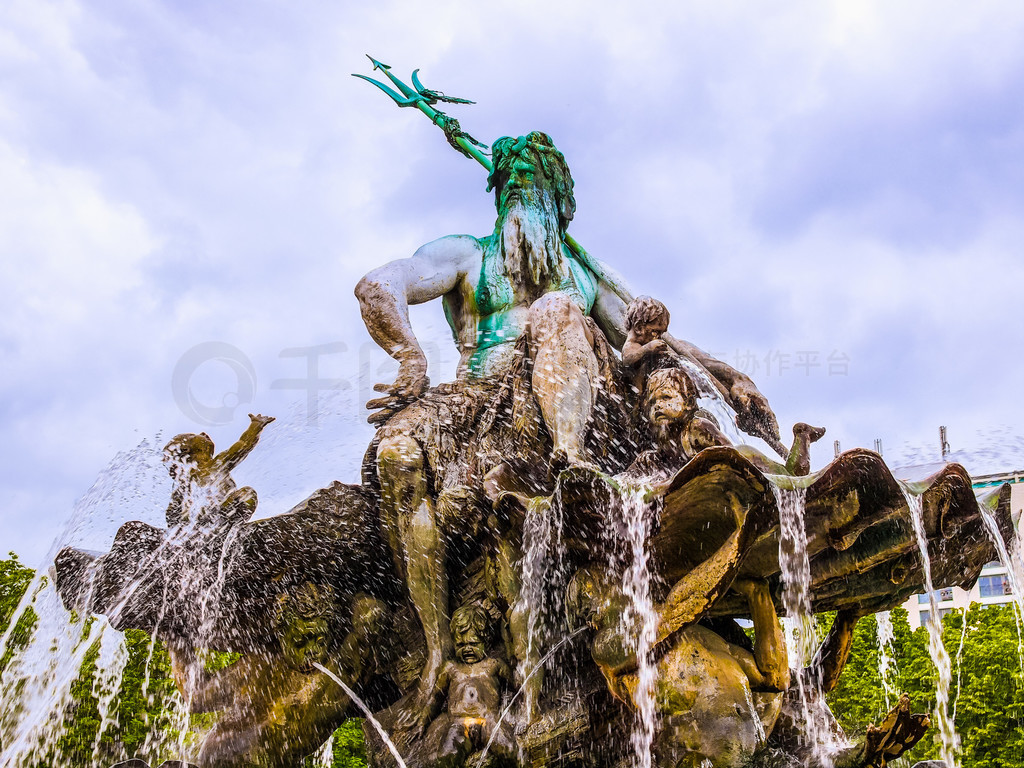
[52,64,1018,768]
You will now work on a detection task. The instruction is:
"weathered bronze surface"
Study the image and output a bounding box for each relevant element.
[53,119,1016,768]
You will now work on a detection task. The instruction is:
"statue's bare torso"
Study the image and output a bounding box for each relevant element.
[358,231,612,386]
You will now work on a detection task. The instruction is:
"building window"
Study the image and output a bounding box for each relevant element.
[920,610,930,625]
[917,588,953,603]
[979,574,1011,598]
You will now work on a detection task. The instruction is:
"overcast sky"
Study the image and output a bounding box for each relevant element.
[2,0,1023,566]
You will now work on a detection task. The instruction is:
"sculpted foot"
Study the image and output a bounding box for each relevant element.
[787,423,826,476]
[793,423,826,443]
[549,448,601,479]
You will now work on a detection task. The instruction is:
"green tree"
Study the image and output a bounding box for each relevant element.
[0,552,36,672]
[826,605,1024,768]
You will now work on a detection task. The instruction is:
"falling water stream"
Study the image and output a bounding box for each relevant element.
[951,613,970,723]
[979,508,1024,667]
[473,625,588,768]
[774,484,843,767]
[903,489,960,767]
[874,610,897,710]
[617,485,660,768]
[515,495,566,717]
[313,662,410,768]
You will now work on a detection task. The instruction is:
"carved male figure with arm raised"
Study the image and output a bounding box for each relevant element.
[355,131,781,723]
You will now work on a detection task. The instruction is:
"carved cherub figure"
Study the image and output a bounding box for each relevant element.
[567,567,789,768]
[621,295,673,368]
[623,296,794,458]
[421,604,516,765]
[640,367,825,477]
[162,413,274,528]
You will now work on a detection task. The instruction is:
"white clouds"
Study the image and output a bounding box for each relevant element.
[2,0,1024,562]
[0,139,156,368]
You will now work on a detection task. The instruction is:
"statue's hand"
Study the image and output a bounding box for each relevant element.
[249,413,275,427]
[730,380,785,456]
[366,356,429,426]
[645,338,669,356]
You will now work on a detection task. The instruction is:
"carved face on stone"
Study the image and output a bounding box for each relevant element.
[625,296,670,345]
[631,315,669,345]
[566,567,618,629]
[450,605,490,664]
[644,369,699,438]
[273,583,333,673]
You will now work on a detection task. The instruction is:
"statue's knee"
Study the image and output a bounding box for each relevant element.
[528,291,583,343]
[529,291,575,322]
[377,434,425,476]
[229,486,257,510]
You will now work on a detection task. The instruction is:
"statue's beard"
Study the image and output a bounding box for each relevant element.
[651,415,685,453]
[500,189,563,292]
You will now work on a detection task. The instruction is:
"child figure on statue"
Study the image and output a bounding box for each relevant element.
[422,604,517,765]
[567,564,789,768]
[622,295,825,476]
[162,413,275,529]
[621,295,673,369]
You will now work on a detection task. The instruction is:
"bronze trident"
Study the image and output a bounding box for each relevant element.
[352,55,634,306]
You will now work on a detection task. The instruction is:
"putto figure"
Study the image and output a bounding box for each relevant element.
[162,413,275,529]
[421,604,516,765]
[567,565,789,768]
[356,132,782,717]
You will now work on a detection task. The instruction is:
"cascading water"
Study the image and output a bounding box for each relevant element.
[774,484,842,767]
[979,508,1024,668]
[875,610,897,709]
[0,586,106,767]
[514,495,567,718]
[87,626,130,765]
[473,625,588,768]
[313,661,410,768]
[903,488,960,766]
[616,485,660,768]
[742,679,767,743]
[0,440,171,768]
[675,358,746,446]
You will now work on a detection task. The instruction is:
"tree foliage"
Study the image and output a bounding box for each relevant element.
[0,551,36,672]
[827,604,1024,768]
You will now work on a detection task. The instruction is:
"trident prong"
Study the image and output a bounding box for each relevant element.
[411,69,475,105]
[352,56,638,326]
[351,73,427,108]
[353,56,491,166]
